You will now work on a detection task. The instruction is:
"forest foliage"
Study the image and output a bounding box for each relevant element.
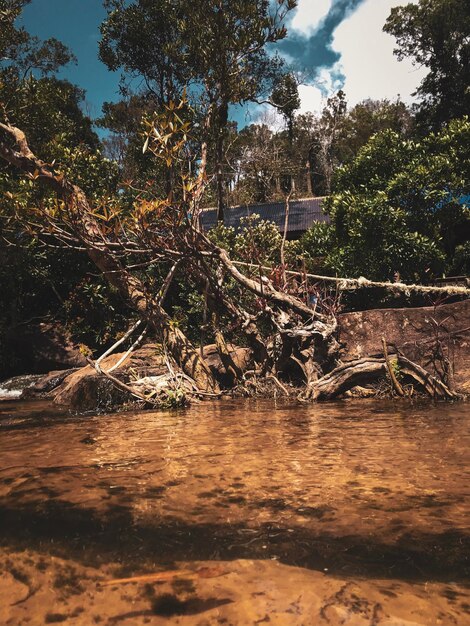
[0,0,469,378]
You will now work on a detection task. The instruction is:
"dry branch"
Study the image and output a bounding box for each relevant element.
[382,337,405,397]
[232,260,470,297]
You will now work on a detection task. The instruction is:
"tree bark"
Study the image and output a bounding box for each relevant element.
[215,101,228,223]
[306,159,313,196]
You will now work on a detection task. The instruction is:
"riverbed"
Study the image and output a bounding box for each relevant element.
[0,398,469,625]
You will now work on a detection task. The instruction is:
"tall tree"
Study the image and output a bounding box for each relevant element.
[271,72,300,146]
[99,0,297,221]
[184,0,297,219]
[99,0,188,107]
[334,98,414,163]
[384,0,470,130]
[1,0,75,79]
[271,72,300,192]
[310,90,347,195]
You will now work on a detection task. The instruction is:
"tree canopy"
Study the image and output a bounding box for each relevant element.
[384,0,470,130]
[99,0,297,218]
[324,119,470,281]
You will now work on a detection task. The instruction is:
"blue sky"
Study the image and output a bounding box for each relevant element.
[20,0,424,127]
[21,0,119,120]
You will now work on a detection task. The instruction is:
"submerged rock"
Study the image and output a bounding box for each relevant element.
[0,549,466,626]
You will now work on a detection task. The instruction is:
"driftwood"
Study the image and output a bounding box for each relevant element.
[101,566,229,586]
[304,354,460,401]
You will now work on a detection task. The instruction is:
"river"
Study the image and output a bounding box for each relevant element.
[0,397,469,625]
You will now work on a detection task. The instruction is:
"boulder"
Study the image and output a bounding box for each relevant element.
[48,342,253,411]
[20,368,78,398]
[52,344,168,411]
[202,344,252,386]
[338,300,470,392]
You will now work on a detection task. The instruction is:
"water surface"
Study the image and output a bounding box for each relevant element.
[0,398,468,583]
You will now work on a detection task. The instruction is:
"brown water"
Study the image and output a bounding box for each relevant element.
[0,398,469,624]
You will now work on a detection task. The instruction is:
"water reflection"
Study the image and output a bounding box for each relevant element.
[0,398,468,581]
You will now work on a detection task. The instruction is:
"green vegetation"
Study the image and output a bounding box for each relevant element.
[0,0,468,380]
[324,119,470,281]
[384,0,470,130]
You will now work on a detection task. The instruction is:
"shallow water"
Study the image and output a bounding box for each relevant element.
[0,397,468,583]
[0,374,42,398]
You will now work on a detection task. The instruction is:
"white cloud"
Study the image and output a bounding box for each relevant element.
[298,68,343,114]
[298,84,325,115]
[291,0,333,36]
[330,0,427,107]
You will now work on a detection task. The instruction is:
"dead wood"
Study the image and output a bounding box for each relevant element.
[397,355,462,400]
[303,354,460,401]
[101,566,228,586]
[232,260,470,297]
[303,357,388,401]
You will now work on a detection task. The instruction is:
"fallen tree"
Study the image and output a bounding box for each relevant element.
[0,107,466,407]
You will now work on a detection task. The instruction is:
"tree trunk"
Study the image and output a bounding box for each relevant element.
[215,101,228,223]
[306,159,313,196]
[0,121,219,393]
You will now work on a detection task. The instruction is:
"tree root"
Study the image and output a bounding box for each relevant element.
[303,355,461,401]
[302,357,387,401]
[382,337,405,397]
[397,355,463,400]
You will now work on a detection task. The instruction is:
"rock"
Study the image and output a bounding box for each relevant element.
[52,344,167,411]
[49,342,253,411]
[0,550,466,626]
[1,322,86,379]
[52,367,126,412]
[338,300,470,392]
[21,368,79,398]
[202,344,252,386]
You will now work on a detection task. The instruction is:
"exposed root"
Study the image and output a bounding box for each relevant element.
[397,355,463,400]
[303,354,461,401]
[302,357,387,401]
[382,337,405,397]
[266,374,290,396]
